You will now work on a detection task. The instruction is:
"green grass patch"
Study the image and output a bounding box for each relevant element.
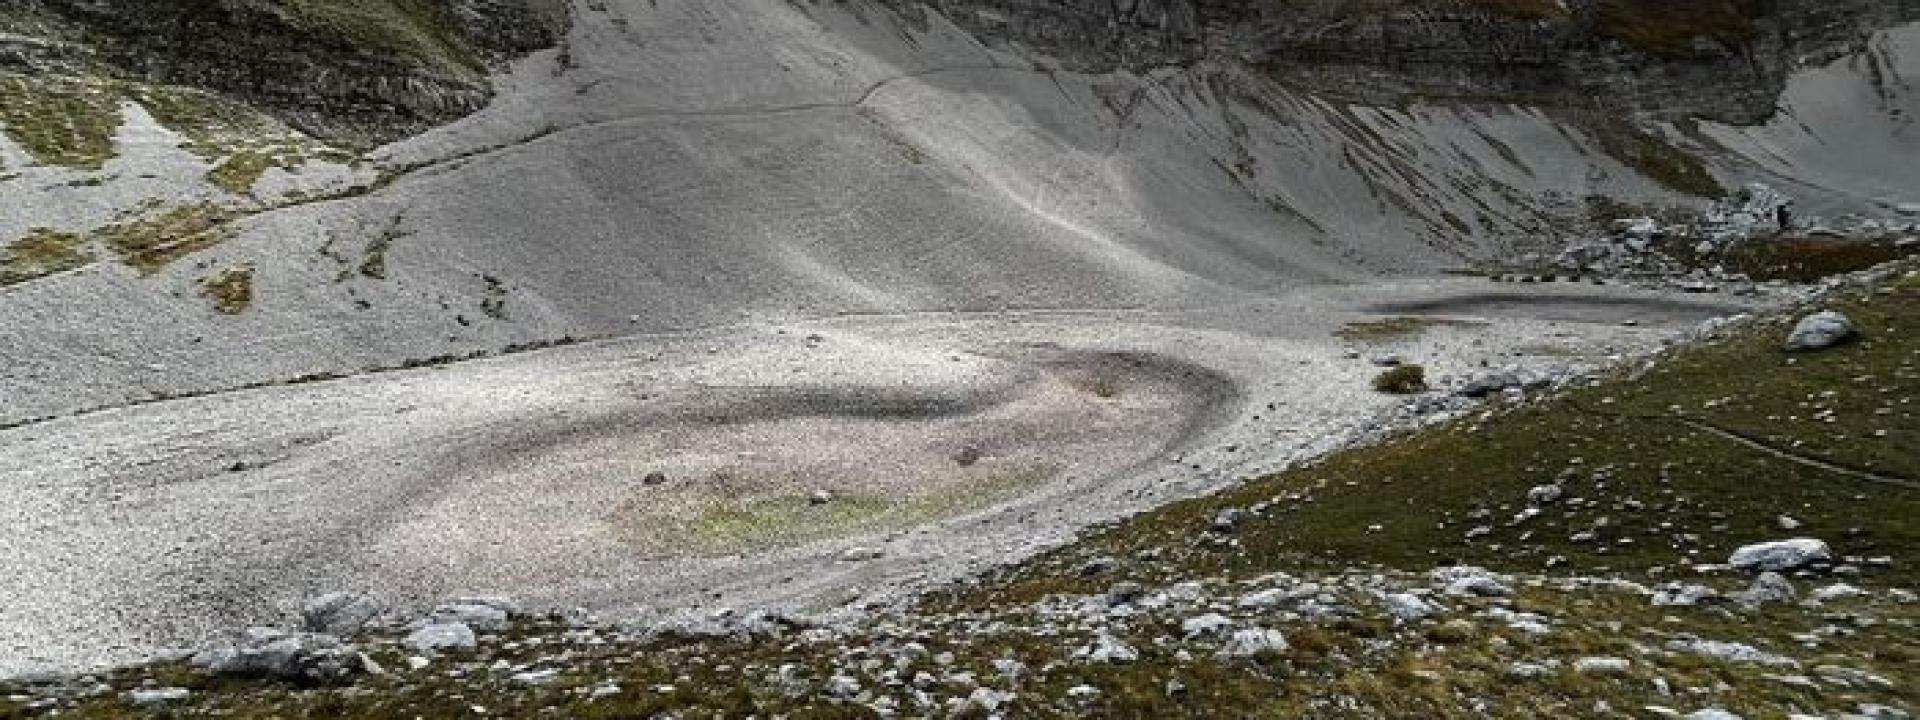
[0,71,122,170]
[1372,364,1429,394]
[200,267,254,314]
[205,151,275,195]
[1,227,92,284]
[938,264,1920,608]
[98,203,234,275]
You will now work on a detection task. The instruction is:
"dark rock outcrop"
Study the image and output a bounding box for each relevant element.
[885,0,1919,124]
[0,0,567,147]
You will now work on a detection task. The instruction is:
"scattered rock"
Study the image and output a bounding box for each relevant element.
[1380,592,1437,622]
[1181,613,1234,638]
[1783,311,1855,352]
[838,546,883,562]
[126,687,191,705]
[1211,508,1248,533]
[809,490,834,505]
[302,591,380,637]
[1728,538,1831,572]
[1526,484,1564,505]
[430,602,509,633]
[1667,639,1799,667]
[1574,656,1632,676]
[1216,628,1289,659]
[403,622,477,652]
[192,628,368,681]
[642,471,668,486]
[1736,572,1797,607]
[1081,632,1138,663]
[821,673,861,700]
[1650,583,1720,607]
[1686,710,1743,720]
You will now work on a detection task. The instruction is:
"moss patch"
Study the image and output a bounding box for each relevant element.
[200,267,254,314]
[0,227,92,284]
[0,71,123,170]
[98,203,234,275]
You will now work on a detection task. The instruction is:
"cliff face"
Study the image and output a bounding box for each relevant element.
[0,0,567,147]
[890,0,1919,124]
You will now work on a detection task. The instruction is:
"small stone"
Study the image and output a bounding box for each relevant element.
[1736,572,1796,607]
[1527,484,1564,505]
[1181,613,1234,638]
[821,673,861,700]
[809,490,833,505]
[1783,311,1855,352]
[1217,627,1289,659]
[1573,656,1632,675]
[127,687,191,705]
[404,622,477,652]
[1082,632,1138,663]
[302,591,380,637]
[642,471,668,486]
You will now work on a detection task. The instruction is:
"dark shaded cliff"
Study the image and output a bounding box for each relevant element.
[0,0,567,147]
[888,0,1920,124]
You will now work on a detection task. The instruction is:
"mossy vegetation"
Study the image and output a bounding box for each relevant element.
[98,203,234,275]
[0,71,123,170]
[200,267,255,314]
[0,227,92,285]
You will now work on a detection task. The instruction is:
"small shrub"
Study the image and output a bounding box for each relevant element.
[1372,365,1428,394]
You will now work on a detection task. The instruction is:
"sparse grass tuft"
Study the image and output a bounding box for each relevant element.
[1,227,91,284]
[201,267,254,314]
[206,151,274,195]
[98,203,233,274]
[0,71,123,170]
[1372,365,1429,394]
[1337,316,1483,343]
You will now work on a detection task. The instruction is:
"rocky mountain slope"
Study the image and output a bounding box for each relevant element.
[1,0,1915,423]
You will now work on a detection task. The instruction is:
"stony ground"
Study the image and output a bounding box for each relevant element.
[2,263,1911,718]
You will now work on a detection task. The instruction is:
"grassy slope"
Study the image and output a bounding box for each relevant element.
[947,268,1919,607]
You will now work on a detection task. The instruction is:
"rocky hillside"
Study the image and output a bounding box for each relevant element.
[1,0,567,147]
[907,0,1919,123]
